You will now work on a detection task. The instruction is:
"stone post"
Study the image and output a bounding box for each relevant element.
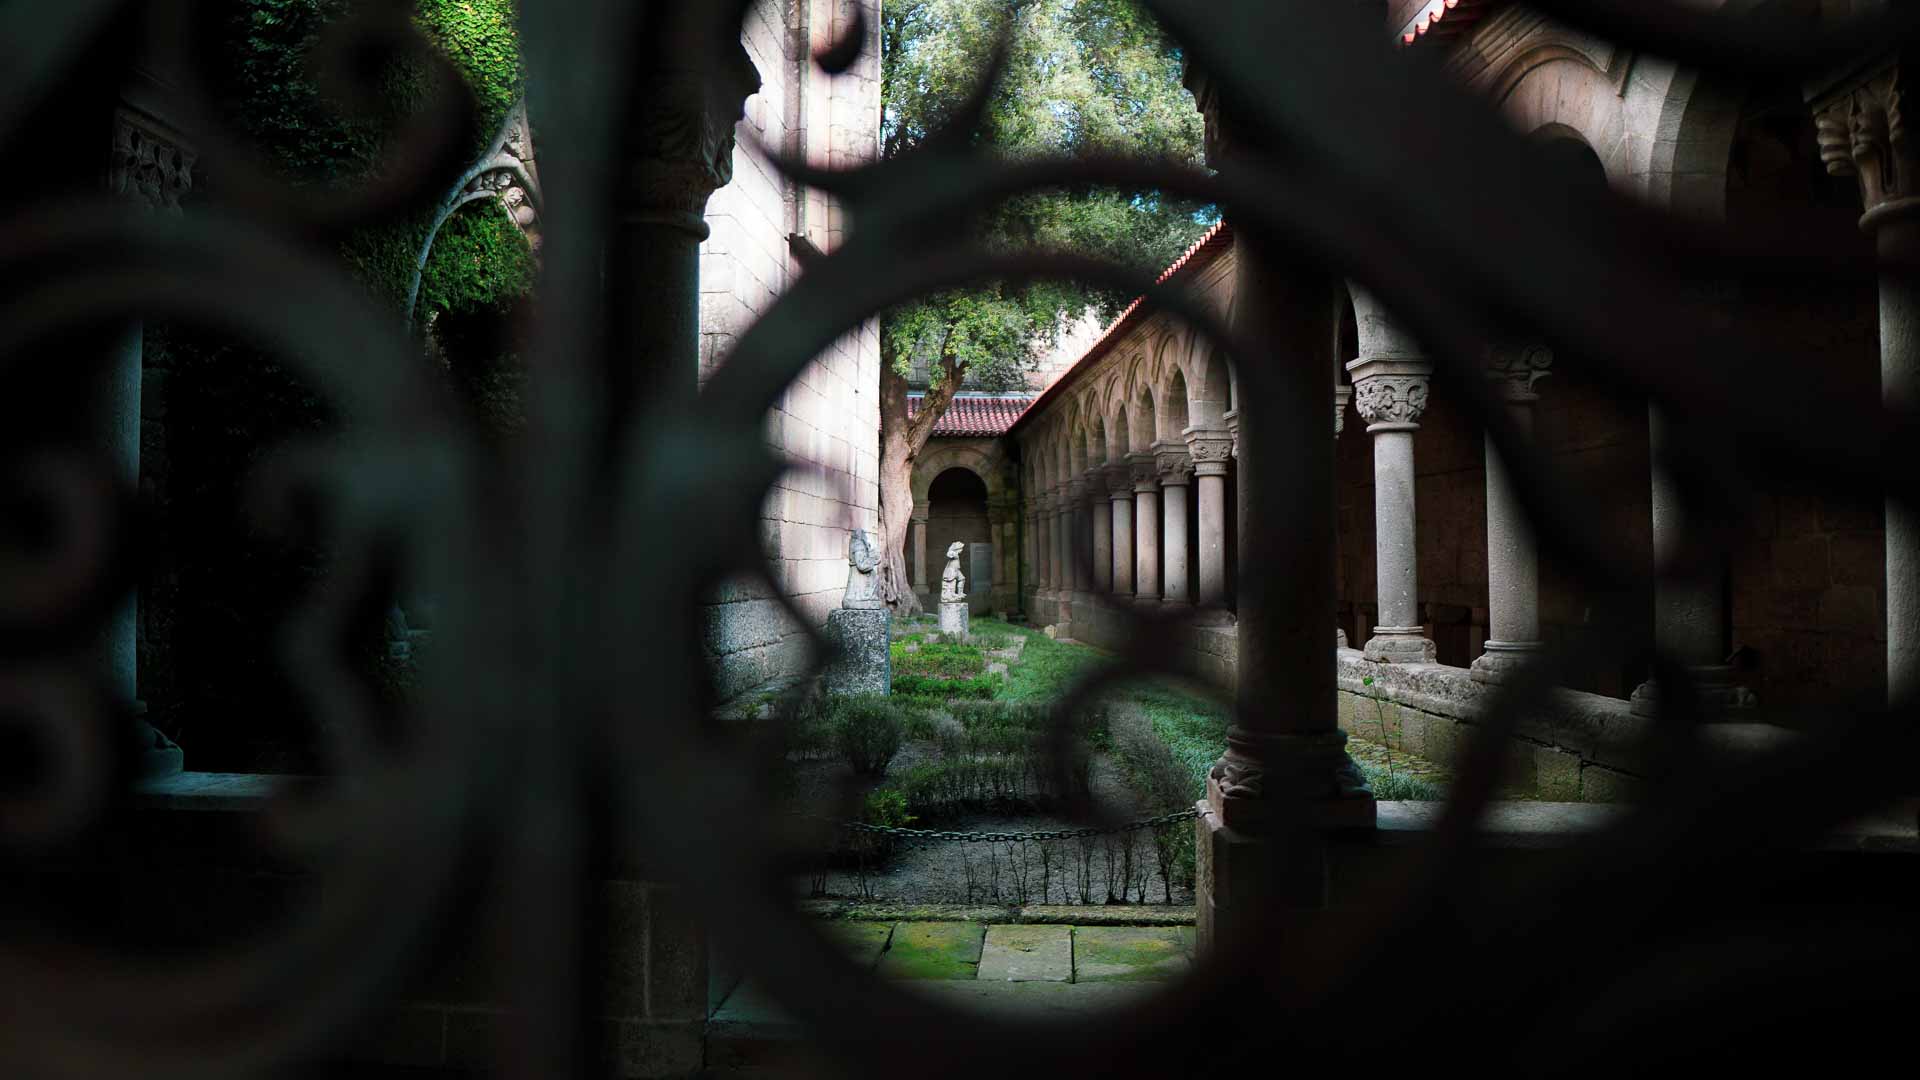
[1333,382,1353,648]
[1130,452,1162,604]
[1034,492,1053,610]
[1053,484,1072,625]
[1107,463,1136,597]
[1347,286,1436,664]
[910,506,930,604]
[108,107,194,776]
[1186,64,1375,957]
[1156,442,1194,607]
[1188,430,1233,612]
[1088,468,1114,594]
[1814,63,1920,704]
[1471,345,1552,683]
[1629,408,1755,715]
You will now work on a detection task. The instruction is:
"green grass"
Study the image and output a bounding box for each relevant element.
[891,638,988,678]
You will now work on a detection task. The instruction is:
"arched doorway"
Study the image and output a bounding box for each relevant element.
[921,467,993,612]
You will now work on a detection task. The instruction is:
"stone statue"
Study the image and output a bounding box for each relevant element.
[843,528,883,609]
[940,541,967,602]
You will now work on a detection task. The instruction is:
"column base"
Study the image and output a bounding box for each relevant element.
[1469,640,1543,684]
[1363,628,1435,664]
[134,707,183,778]
[1629,667,1756,719]
[1195,735,1376,955]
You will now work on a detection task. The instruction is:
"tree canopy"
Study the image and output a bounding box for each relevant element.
[880,0,1215,392]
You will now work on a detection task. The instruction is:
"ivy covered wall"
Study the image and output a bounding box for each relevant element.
[145,1,534,769]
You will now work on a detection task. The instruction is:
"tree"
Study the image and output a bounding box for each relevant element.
[875,0,1214,613]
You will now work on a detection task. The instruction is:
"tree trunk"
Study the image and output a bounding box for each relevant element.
[877,351,964,617]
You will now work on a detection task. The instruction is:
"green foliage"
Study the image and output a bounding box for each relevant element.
[827,695,909,776]
[861,787,916,829]
[891,637,989,678]
[892,672,1003,702]
[995,628,1104,703]
[880,0,1216,390]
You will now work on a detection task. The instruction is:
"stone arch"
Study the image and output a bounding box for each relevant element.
[1189,345,1233,431]
[1159,367,1190,443]
[911,443,1005,505]
[1086,412,1107,468]
[1129,381,1157,452]
[1112,400,1132,457]
[1469,15,1740,219]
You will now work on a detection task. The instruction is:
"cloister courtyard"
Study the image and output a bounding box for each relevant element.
[8,1,1920,1077]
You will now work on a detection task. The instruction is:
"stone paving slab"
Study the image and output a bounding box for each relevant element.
[977,924,1072,983]
[822,921,893,972]
[1071,925,1194,983]
[875,921,985,980]
[913,980,1160,1017]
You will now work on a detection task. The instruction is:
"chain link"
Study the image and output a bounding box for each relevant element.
[830,807,1199,845]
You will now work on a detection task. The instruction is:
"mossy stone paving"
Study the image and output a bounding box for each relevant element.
[874,921,986,980]
[1070,925,1195,982]
[821,921,893,971]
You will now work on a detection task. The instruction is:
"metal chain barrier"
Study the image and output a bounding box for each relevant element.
[829,806,1199,845]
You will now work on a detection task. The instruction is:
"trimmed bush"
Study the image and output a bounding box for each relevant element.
[829,695,906,776]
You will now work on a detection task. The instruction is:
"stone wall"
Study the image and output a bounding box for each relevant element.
[700,0,884,704]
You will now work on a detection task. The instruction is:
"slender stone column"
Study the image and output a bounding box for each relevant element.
[1107,463,1135,597]
[1333,382,1353,648]
[1053,485,1072,623]
[1129,453,1162,604]
[1067,479,1089,630]
[1472,345,1552,683]
[1023,504,1039,612]
[1188,430,1233,610]
[1629,409,1755,715]
[1088,468,1114,594]
[1156,443,1194,607]
[1347,287,1436,664]
[1034,493,1053,607]
[108,107,195,775]
[1815,67,1920,704]
[910,506,930,602]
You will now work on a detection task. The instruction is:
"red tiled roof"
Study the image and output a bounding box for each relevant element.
[1006,219,1234,437]
[909,394,1035,437]
[1396,0,1497,48]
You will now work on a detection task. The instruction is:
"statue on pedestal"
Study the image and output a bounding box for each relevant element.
[938,541,970,636]
[824,526,891,695]
[843,528,883,609]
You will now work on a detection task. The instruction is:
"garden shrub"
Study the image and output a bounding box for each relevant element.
[892,672,1001,702]
[829,695,906,776]
[891,638,987,678]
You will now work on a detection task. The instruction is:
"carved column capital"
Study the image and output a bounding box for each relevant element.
[1223,410,1241,459]
[1153,441,1194,485]
[1346,357,1433,432]
[1126,451,1160,493]
[1813,59,1920,224]
[624,13,761,235]
[1485,342,1553,403]
[1083,467,1111,500]
[1333,384,1354,438]
[1068,478,1088,506]
[1104,463,1135,499]
[1186,429,1233,477]
[910,504,930,525]
[110,108,195,214]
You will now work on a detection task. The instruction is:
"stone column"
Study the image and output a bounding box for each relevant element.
[1333,382,1353,648]
[615,11,759,410]
[1471,345,1552,683]
[1053,485,1072,624]
[1186,65,1374,957]
[1347,286,1436,664]
[1088,468,1114,594]
[1130,452,1162,604]
[1022,503,1039,613]
[1156,442,1194,607]
[910,505,930,603]
[108,107,195,776]
[1629,409,1755,716]
[1107,463,1135,597]
[1188,430,1233,611]
[1815,66,1920,704]
[1067,479,1089,629]
[1034,493,1053,608]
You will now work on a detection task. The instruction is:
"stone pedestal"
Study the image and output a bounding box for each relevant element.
[938,600,969,638]
[822,608,891,696]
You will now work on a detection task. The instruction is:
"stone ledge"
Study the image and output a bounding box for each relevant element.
[1368,800,1919,854]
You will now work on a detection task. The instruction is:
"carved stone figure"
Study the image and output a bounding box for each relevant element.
[940,541,967,602]
[842,528,884,609]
